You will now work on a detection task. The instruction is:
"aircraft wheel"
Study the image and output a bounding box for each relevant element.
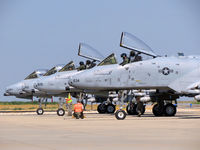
[36,108,44,115]
[164,103,176,116]
[97,103,106,114]
[115,110,126,120]
[152,104,164,116]
[126,103,137,115]
[126,104,145,115]
[57,108,65,116]
[106,104,116,113]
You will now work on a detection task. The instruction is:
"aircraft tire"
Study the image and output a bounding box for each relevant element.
[106,104,116,113]
[126,103,137,115]
[36,108,44,115]
[164,103,176,116]
[115,110,126,120]
[57,108,65,116]
[152,104,164,116]
[126,104,146,115]
[97,103,107,114]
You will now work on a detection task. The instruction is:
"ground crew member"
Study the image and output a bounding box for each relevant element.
[77,61,86,71]
[73,100,84,119]
[120,53,129,66]
[65,93,73,116]
[136,96,143,117]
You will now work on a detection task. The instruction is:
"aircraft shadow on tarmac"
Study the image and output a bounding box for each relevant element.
[90,112,200,120]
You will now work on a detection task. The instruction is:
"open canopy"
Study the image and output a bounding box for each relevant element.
[78,43,104,62]
[98,53,117,66]
[120,32,157,57]
[59,61,75,72]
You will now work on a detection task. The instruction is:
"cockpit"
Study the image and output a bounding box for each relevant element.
[98,53,117,66]
[24,69,47,80]
[59,61,75,72]
[43,65,64,76]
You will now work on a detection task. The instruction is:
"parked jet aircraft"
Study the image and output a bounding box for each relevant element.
[69,32,200,120]
[35,43,118,114]
[4,65,64,115]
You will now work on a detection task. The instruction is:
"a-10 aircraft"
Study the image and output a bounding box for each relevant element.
[4,44,115,116]
[34,43,119,114]
[68,32,200,120]
[4,65,65,115]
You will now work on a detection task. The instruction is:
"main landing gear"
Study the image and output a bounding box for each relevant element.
[126,102,146,115]
[97,102,116,114]
[152,102,177,116]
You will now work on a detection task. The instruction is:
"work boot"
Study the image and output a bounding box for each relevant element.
[138,112,141,117]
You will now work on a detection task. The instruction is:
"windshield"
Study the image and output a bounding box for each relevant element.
[25,71,38,80]
[59,61,75,72]
[98,53,117,66]
[43,67,57,76]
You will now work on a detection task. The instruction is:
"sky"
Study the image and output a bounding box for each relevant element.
[0,0,200,101]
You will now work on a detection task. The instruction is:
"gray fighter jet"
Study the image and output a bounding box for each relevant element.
[4,65,64,115]
[69,32,200,120]
[35,43,118,114]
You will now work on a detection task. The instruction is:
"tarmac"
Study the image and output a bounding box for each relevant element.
[0,107,200,150]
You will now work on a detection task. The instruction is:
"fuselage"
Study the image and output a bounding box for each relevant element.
[69,56,200,93]
[35,70,81,94]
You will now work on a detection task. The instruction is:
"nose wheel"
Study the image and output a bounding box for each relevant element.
[36,108,44,115]
[115,110,126,120]
[57,108,65,116]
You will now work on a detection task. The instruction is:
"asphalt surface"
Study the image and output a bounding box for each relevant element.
[0,107,200,150]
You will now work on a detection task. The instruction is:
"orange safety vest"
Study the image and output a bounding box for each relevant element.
[74,103,83,113]
[65,94,72,104]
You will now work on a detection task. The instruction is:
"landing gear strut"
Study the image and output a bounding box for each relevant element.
[36,98,45,115]
[115,90,127,120]
[57,97,65,116]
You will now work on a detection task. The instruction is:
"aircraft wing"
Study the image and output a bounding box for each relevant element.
[168,68,200,94]
[120,32,158,57]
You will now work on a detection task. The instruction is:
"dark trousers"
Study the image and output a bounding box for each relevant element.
[73,112,84,119]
